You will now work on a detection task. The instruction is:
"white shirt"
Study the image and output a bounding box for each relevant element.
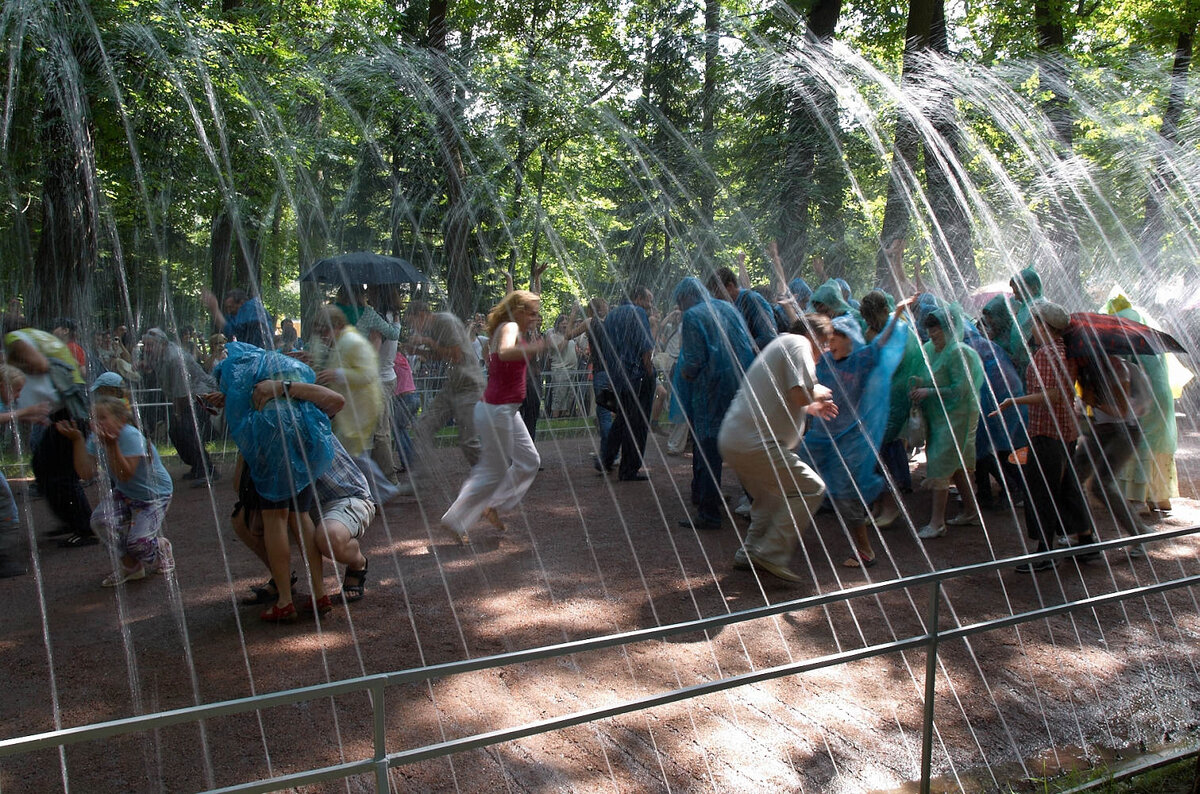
[719,334,817,454]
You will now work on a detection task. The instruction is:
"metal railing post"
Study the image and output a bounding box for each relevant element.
[920,580,942,794]
[371,679,388,792]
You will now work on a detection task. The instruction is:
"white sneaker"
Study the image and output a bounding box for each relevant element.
[917,524,946,539]
[734,495,752,517]
[155,537,176,574]
[102,565,146,587]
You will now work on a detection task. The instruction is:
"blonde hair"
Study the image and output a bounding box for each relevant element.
[486,290,540,336]
[0,363,25,390]
[92,395,132,424]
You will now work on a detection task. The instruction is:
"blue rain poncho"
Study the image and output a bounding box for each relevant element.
[789,277,812,310]
[671,278,757,438]
[799,313,909,505]
[962,322,1027,456]
[734,287,779,352]
[915,305,985,484]
[215,342,336,503]
[834,277,861,310]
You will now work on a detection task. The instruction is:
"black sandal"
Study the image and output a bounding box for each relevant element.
[341,560,368,603]
[58,533,99,548]
[240,572,298,605]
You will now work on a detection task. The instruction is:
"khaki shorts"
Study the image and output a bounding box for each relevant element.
[314,497,375,539]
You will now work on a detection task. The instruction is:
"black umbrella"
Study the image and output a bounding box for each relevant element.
[300,252,428,286]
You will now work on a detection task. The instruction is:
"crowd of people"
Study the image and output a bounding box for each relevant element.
[0,260,1184,612]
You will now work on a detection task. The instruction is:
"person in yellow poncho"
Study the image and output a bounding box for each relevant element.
[311,306,399,505]
[1102,291,1180,515]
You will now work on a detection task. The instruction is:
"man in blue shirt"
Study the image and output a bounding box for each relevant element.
[596,286,655,481]
[202,288,274,350]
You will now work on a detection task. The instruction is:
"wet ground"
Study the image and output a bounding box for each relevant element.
[1,428,1198,792]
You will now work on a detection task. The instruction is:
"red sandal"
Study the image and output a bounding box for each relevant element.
[260,602,297,622]
[298,594,333,615]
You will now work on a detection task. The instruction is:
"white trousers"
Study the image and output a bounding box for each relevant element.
[441,401,540,534]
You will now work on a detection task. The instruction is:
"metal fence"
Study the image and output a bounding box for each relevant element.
[3,527,1197,793]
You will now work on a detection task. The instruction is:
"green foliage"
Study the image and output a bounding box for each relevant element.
[0,0,1194,330]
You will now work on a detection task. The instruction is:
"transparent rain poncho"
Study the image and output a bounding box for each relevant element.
[810,278,866,332]
[800,314,909,504]
[915,305,985,484]
[670,277,756,436]
[215,342,336,502]
[981,294,1029,374]
[1102,292,1180,503]
[962,320,1028,456]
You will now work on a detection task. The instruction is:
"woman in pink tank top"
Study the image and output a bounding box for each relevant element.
[440,290,548,543]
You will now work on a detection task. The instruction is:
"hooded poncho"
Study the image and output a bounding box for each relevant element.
[799,313,909,505]
[1102,291,1179,502]
[216,342,336,502]
[671,277,757,438]
[916,305,985,484]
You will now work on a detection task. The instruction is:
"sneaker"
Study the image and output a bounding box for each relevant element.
[734,495,752,517]
[155,537,176,574]
[916,524,946,539]
[1015,558,1058,574]
[1127,544,1146,559]
[395,481,416,497]
[102,565,147,587]
[946,512,980,527]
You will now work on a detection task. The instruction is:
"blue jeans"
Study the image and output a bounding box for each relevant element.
[691,434,724,522]
[593,371,614,461]
[391,391,421,469]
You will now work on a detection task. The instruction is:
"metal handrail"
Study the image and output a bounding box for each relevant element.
[2,527,1196,793]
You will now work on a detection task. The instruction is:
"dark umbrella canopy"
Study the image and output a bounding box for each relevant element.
[1063,312,1186,360]
[300,252,428,286]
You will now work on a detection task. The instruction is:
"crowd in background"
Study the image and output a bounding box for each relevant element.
[0,256,1185,609]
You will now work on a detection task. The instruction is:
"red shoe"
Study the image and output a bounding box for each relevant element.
[260,602,297,622]
[298,594,333,615]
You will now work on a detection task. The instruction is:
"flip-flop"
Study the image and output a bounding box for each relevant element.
[842,552,878,569]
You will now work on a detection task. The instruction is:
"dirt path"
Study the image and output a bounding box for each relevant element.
[1,429,1198,792]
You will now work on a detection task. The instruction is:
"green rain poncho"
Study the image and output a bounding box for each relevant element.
[915,304,985,485]
[867,290,930,444]
[1010,266,1046,350]
[810,279,866,333]
[981,294,1030,374]
[1102,291,1179,503]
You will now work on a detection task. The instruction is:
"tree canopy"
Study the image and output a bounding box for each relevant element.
[1,0,1197,331]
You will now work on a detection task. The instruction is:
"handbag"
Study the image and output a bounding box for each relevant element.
[903,405,926,449]
[595,387,619,413]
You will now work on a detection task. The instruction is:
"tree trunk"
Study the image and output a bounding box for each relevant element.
[875,0,935,293]
[923,0,979,293]
[297,92,327,337]
[31,36,99,327]
[1139,16,1196,267]
[696,0,720,271]
[778,0,842,281]
[427,0,474,317]
[210,210,234,304]
[1034,0,1082,299]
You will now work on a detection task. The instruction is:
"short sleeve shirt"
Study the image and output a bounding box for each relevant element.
[719,334,817,454]
[1025,339,1079,442]
[429,313,484,388]
[87,423,173,502]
